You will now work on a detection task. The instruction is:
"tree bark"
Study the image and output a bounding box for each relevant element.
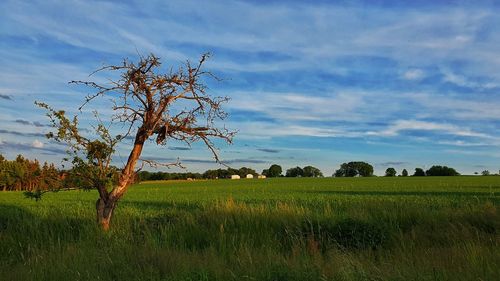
[95,129,147,231]
[96,198,116,231]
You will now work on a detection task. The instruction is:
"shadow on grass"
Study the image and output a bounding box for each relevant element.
[0,204,91,241]
[120,200,204,212]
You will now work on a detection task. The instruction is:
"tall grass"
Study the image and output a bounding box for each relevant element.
[0,177,498,280]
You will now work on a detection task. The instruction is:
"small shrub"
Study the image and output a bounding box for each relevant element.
[300,218,390,251]
[331,218,388,250]
[464,203,498,234]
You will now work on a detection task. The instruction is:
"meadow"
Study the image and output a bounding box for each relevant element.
[0,176,498,281]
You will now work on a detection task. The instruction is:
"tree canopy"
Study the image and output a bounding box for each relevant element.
[334,162,374,177]
[286,167,304,177]
[385,167,397,177]
[401,169,408,177]
[262,164,282,178]
[0,154,60,193]
[425,166,459,176]
[413,168,426,176]
[302,166,323,177]
[285,166,323,177]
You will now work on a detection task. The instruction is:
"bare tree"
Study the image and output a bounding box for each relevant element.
[35,53,235,230]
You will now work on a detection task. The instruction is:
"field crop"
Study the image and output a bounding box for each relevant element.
[0,176,499,281]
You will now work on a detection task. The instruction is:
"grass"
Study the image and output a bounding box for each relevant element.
[0,176,499,281]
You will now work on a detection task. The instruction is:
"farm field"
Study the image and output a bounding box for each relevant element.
[0,176,499,281]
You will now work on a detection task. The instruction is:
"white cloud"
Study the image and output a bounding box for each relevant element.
[402,69,425,80]
[31,139,44,148]
[444,149,500,158]
[367,120,492,139]
[437,140,494,147]
[441,69,498,89]
[229,120,368,140]
[410,92,500,120]
[228,91,368,122]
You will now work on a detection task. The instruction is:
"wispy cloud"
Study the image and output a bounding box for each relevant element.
[402,69,425,81]
[0,140,65,154]
[257,148,280,153]
[441,69,498,89]
[444,149,500,159]
[377,161,408,167]
[228,91,366,122]
[143,156,268,165]
[31,139,44,148]
[14,119,31,125]
[168,146,192,151]
[410,93,500,120]
[13,119,49,127]
[367,120,492,139]
[0,129,46,138]
[437,140,496,147]
[0,94,12,100]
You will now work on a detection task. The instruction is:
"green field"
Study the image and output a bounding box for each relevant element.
[1,177,499,281]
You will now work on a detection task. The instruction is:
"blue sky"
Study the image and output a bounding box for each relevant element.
[1,0,499,175]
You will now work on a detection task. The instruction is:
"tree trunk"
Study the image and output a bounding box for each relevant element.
[96,198,116,231]
[95,128,147,230]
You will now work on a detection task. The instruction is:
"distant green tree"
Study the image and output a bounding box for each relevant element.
[238,167,257,178]
[333,169,344,177]
[425,165,459,176]
[227,168,239,176]
[303,166,323,177]
[202,167,259,179]
[134,171,202,182]
[286,166,304,177]
[262,169,269,176]
[0,159,9,191]
[334,162,373,177]
[385,167,397,177]
[202,169,229,179]
[413,168,426,176]
[202,169,220,179]
[39,162,61,190]
[481,170,490,176]
[401,169,408,177]
[262,164,282,177]
[0,154,66,192]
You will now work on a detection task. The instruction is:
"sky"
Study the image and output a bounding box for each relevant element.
[0,0,499,176]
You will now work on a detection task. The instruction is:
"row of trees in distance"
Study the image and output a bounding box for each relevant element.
[0,154,61,191]
[335,162,461,177]
[138,165,324,181]
[384,166,460,177]
[2,154,496,191]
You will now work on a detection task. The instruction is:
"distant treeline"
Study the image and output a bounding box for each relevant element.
[0,154,61,191]
[1,154,497,191]
[137,171,203,181]
[333,162,463,177]
[138,167,259,181]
